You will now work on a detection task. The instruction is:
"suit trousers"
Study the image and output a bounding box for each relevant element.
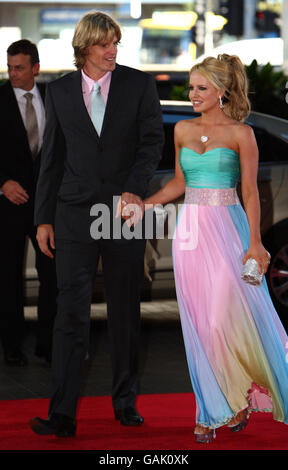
[49,237,146,419]
[0,218,57,356]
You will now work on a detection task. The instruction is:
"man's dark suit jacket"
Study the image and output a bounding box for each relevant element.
[34,64,164,242]
[0,80,58,359]
[0,80,45,224]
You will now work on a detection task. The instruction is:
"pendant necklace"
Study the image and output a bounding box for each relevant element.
[201,125,210,143]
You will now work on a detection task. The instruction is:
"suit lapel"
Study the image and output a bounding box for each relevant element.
[101,65,124,136]
[70,70,100,140]
[6,82,31,153]
[37,82,46,103]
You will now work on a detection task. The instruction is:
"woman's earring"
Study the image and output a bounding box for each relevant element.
[219,96,224,109]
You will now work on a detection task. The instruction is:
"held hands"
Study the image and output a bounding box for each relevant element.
[115,192,144,227]
[243,242,271,275]
[1,180,29,205]
[36,224,55,259]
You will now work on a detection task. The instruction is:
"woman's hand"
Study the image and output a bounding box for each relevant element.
[115,192,144,227]
[242,242,271,275]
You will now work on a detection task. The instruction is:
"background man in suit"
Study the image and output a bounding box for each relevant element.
[30,11,164,437]
[0,40,57,365]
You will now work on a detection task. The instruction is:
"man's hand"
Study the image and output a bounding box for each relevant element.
[1,180,29,205]
[36,224,55,258]
[115,192,144,227]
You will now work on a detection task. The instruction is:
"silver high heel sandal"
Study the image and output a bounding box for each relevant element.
[194,425,216,443]
[228,409,249,433]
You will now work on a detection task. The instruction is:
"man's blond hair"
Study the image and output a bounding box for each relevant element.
[72,11,122,69]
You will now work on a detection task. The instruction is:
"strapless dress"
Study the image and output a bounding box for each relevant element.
[172,147,288,429]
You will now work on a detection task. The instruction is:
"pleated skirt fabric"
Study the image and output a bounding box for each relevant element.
[172,193,288,429]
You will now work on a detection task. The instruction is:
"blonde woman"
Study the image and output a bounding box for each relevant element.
[145,54,288,443]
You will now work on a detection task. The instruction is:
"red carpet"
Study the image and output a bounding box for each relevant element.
[0,393,287,451]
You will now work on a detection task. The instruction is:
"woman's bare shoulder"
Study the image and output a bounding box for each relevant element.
[230,120,254,138]
[226,120,255,148]
[175,117,200,132]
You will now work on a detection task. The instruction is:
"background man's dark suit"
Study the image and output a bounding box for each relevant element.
[0,80,57,362]
[34,63,164,420]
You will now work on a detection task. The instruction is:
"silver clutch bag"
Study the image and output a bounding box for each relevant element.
[241,258,263,286]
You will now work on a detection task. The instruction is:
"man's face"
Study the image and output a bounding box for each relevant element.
[7,53,39,91]
[84,35,118,79]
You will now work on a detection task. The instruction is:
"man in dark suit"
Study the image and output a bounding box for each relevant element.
[30,11,163,437]
[0,40,57,365]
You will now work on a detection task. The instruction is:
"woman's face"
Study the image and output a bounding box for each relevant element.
[189,71,221,113]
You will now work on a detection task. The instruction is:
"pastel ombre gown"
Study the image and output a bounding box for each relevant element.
[172,146,288,430]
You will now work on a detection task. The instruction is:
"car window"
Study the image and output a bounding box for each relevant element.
[252,126,288,163]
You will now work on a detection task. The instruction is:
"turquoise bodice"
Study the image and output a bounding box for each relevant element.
[179,147,240,189]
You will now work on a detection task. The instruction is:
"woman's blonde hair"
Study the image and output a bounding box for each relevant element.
[190,54,251,121]
[72,11,122,69]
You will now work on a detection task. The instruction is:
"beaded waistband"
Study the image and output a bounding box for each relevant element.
[185,187,240,206]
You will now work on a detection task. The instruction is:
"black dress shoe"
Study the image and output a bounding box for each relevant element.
[29,413,76,437]
[114,406,144,426]
[4,350,28,366]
